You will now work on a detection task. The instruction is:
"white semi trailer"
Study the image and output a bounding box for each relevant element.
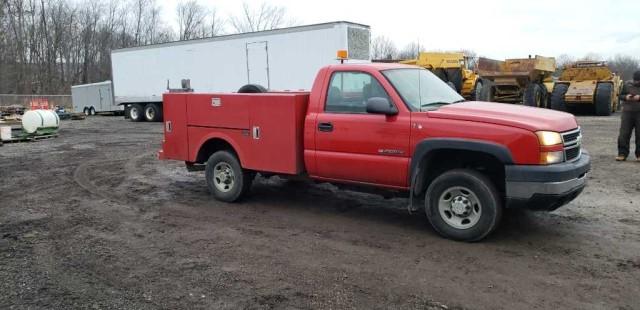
[110,21,371,122]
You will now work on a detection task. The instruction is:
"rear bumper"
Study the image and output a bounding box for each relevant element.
[505,152,590,211]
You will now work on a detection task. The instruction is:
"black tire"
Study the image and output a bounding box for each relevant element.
[479,80,495,102]
[539,84,549,109]
[83,107,90,116]
[238,84,267,93]
[469,79,483,101]
[89,107,96,115]
[550,84,569,111]
[205,151,253,202]
[129,103,145,122]
[444,69,463,93]
[144,103,162,122]
[594,83,613,116]
[523,83,544,107]
[425,169,502,242]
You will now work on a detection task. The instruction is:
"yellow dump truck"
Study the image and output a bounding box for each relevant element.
[549,61,622,116]
[399,52,483,100]
[477,55,556,106]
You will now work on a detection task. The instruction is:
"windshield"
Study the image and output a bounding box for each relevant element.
[382,68,465,111]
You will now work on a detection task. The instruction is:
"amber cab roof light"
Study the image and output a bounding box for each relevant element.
[337,50,348,64]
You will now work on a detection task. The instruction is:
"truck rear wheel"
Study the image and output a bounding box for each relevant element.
[425,169,502,242]
[524,83,544,107]
[144,103,162,122]
[205,151,253,202]
[89,107,96,116]
[129,104,145,122]
[594,83,613,116]
[550,84,569,111]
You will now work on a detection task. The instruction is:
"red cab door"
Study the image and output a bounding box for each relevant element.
[313,70,411,188]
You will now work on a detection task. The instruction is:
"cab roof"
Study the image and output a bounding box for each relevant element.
[327,62,420,71]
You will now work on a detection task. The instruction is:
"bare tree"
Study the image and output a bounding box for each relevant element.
[580,52,602,61]
[176,0,207,40]
[397,41,424,60]
[0,0,176,95]
[371,35,397,60]
[554,53,575,76]
[608,54,640,81]
[206,8,224,36]
[229,1,296,33]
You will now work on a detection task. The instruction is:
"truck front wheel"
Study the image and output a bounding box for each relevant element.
[425,169,502,242]
[205,151,253,202]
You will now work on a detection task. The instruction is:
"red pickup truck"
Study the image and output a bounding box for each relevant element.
[159,63,590,241]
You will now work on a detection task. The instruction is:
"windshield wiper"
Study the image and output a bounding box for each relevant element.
[421,102,452,107]
[452,99,466,103]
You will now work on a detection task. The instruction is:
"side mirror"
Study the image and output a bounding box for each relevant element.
[366,97,398,115]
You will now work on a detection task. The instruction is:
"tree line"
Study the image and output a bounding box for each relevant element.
[2,0,638,96]
[0,0,294,95]
[371,36,640,81]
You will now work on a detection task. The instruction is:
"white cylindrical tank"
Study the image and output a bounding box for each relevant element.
[21,109,60,134]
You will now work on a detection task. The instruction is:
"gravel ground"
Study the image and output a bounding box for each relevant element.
[0,114,638,310]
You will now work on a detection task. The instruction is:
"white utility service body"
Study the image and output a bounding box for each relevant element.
[110,21,371,121]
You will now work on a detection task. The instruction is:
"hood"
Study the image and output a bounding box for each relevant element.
[427,102,578,132]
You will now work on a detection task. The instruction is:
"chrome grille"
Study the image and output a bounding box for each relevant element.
[562,128,582,162]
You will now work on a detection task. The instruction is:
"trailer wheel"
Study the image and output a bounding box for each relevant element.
[83,107,90,116]
[524,83,544,107]
[144,103,162,122]
[129,104,145,122]
[238,84,267,93]
[89,107,96,116]
[550,84,569,111]
[425,169,502,242]
[594,82,613,116]
[205,151,254,202]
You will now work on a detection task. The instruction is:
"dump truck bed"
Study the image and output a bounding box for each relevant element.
[477,56,556,80]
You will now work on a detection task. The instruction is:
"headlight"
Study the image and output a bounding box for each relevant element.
[540,151,564,164]
[536,131,563,146]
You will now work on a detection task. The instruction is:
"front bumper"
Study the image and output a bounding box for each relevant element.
[505,152,590,211]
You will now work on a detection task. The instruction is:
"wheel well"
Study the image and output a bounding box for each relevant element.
[414,149,505,197]
[195,138,238,164]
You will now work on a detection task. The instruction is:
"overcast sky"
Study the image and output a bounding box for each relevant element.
[160,0,640,59]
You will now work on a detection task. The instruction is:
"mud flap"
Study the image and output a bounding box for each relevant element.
[408,167,421,214]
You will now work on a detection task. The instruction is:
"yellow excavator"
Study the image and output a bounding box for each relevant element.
[397,52,484,100]
[549,61,622,116]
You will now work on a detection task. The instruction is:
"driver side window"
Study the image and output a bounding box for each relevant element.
[325,71,391,113]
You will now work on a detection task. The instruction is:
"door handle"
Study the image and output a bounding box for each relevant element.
[318,122,333,132]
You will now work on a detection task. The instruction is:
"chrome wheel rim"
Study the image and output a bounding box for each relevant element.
[438,186,481,229]
[130,107,139,120]
[145,107,154,120]
[213,162,235,193]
